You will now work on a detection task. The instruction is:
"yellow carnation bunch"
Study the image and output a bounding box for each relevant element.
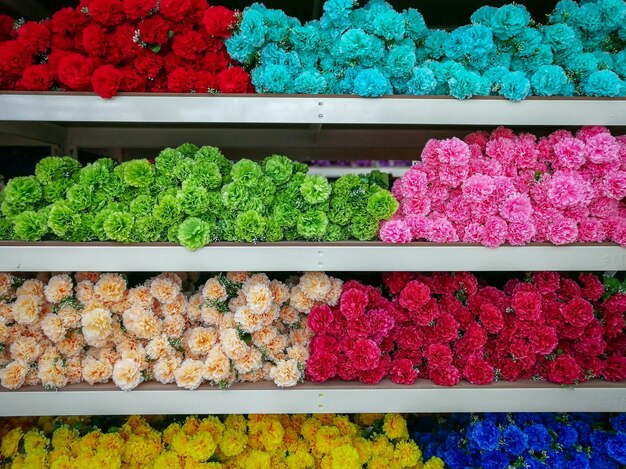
[0,414,437,469]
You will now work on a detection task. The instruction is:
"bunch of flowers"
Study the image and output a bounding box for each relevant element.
[0,145,398,249]
[0,0,252,98]
[381,126,626,247]
[412,412,626,469]
[0,413,442,469]
[307,271,626,386]
[0,270,340,391]
[227,0,626,99]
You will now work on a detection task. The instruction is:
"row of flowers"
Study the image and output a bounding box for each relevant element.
[412,412,626,469]
[1,412,625,469]
[382,126,626,247]
[1,270,624,390]
[229,0,626,99]
[0,271,342,390]
[1,125,625,249]
[307,271,626,386]
[1,0,625,99]
[0,146,398,249]
[0,0,252,97]
[0,413,439,469]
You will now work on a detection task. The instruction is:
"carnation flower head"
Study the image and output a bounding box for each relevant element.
[463,174,496,203]
[175,359,205,390]
[150,276,181,305]
[43,275,73,304]
[204,346,231,382]
[0,360,29,389]
[152,355,181,384]
[94,273,126,303]
[12,294,42,325]
[379,218,413,243]
[112,358,142,391]
[81,307,113,347]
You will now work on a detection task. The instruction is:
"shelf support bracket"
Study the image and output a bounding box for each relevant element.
[309,124,323,144]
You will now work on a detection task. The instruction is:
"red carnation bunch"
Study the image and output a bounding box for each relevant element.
[0,1,252,98]
[307,272,626,387]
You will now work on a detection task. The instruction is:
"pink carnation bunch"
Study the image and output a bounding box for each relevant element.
[381,126,626,247]
[306,271,626,386]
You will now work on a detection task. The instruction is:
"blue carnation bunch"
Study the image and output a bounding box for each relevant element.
[227,0,626,99]
[411,413,626,469]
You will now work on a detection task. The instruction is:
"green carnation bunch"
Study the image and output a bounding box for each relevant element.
[0,145,399,248]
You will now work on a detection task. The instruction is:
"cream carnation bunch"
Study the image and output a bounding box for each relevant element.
[0,271,340,391]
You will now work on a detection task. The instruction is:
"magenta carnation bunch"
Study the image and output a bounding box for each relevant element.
[381,126,626,247]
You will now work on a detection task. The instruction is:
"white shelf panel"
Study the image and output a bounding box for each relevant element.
[1,380,624,416]
[0,242,624,272]
[1,93,625,126]
[308,166,409,178]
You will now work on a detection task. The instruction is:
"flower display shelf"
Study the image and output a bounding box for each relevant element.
[0,242,624,272]
[1,380,625,416]
[0,93,625,126]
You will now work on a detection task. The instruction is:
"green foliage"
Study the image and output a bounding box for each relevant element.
[1,146,399,248]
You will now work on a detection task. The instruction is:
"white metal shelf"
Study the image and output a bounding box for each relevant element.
[0,93,625,126]
[0,242,624,272]
[1,380,624,416]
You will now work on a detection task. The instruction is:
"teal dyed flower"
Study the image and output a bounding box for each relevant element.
[235,210,267,242]
[178,217,211,250]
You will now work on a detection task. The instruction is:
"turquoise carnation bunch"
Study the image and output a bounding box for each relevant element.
[226,0,626,100]
[0,147,398,250]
